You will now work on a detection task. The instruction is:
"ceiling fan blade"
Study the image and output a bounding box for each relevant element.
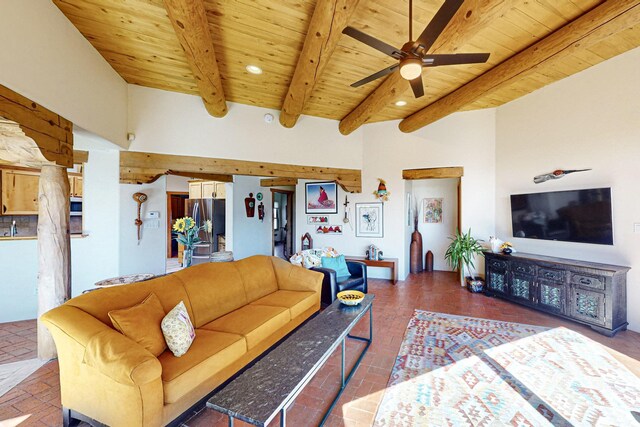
[414,0,464,53]
[409,74,424,98]
[342,27,404,59]
[351,64,399,87]
[422,53,490,67]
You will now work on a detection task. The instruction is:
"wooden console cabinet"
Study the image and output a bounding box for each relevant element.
[484,252,629,336]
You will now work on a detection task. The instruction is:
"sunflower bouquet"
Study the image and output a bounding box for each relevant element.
[173,217,212,250]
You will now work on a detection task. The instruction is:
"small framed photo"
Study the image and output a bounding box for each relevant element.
[305,181,338,214]
[356,202,383,238]
[423,198,443,223]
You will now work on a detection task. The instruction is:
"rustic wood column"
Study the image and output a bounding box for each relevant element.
[37,164,71,360]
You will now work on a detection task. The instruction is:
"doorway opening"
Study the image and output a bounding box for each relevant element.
[166,192,189,259]
[271,189,294,260]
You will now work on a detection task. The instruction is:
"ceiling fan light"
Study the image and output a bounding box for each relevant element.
[399,58,422,80]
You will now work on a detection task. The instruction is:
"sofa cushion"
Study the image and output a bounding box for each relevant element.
[321,255,351,278]
[158,329,246,404]
[201,305,290,350]
[107,293,167,357]
[250,290,317,319]
[175,263,248,327]
[161,301,196,357]
[235,256,279,302]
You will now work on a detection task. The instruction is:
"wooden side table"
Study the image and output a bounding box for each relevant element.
[344,256,398,284]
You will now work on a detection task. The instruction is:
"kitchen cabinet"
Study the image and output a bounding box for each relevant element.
[2,169,40,215]
[189,181,226,199]
[68,176,83,198]
[484,252,629,336]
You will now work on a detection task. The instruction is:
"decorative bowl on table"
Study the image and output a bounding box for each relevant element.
[337,290,365,306]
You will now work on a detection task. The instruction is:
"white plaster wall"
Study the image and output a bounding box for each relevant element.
[0,0,128,147]
[119,178,168,276]
[295,109,496,280]
[127,85,363,168]
[232,176,273,260]
[413,178,459,272]
[495,47,640,332]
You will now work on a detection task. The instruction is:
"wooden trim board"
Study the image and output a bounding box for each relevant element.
[402,167,464,180]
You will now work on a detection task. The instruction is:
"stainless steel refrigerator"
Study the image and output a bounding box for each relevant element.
[185,198,226,264]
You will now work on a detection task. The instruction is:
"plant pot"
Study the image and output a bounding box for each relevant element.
[183,248,193,268]
[466,276,485,293]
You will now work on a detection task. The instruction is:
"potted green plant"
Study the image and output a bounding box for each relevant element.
[444,228,485,291]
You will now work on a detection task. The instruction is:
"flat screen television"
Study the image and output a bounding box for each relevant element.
[510,188,613,245]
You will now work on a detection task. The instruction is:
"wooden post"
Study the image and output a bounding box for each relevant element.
[37,165,71,360]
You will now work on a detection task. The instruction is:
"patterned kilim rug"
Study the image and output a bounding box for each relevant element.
[373,311,640,426]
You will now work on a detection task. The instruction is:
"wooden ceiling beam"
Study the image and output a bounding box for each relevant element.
[279,0,361,128]
[260,177,299,187]
[120,151,362,192]
[338,0,512,135]
[0,84,73,167]
[167,170,233,182]
[73,150,89,164]
[163,0,227,117]
[403,167,463,180]
[399,1,640,133]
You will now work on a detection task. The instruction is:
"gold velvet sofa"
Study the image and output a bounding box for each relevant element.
[41,255,322,427]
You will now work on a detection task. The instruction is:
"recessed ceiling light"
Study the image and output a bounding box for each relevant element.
[395,100,407,107]
[245,65,263,75]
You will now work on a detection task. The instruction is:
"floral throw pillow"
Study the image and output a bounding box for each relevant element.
[161,301,195,357]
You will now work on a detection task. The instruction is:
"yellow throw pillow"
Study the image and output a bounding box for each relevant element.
[108,293,167,357]
[161,301,195,357]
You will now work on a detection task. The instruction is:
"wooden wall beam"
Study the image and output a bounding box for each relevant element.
[261,177,299,187]
[163,0,227,117]
[399,1,640,132]
[0,85,73,167]
[120,151,362,192]
[73,150,89,164]
[339,0,511,135]
[167,170,233,182]
[279,0,361,128]
[403,166,463,180]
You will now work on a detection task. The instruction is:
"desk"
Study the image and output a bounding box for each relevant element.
[344,256,398,284]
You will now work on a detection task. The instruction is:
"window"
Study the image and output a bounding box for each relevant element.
[273,202,279,230]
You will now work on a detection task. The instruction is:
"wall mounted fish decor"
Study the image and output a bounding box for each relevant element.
[533,169,591,184]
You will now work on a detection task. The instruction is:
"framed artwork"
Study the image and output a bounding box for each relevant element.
[315,225,343,235]
[356,202,383,238]
[423,198,443,223]
[305,181,338,214]
[307,216,329,224]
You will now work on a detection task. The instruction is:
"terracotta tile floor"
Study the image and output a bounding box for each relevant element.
[1,272,639,426]
[0,320,37,365]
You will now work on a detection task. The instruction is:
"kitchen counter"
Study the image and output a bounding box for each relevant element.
[0,234,88,241]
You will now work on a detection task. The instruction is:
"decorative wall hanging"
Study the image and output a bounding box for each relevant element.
[132,192,148,243]
[256,192,263,201]
[301,232,313,250]
[406,193,412,226]
[244,193,255,217]
[356,202,383,238]
[307,216,329,224]
[342,195,352,229]
[423,198,443,223]
[305,181,338,214]
[373,178,390,202]
[533,168,591,184]
[257,202,265,221]
[315,225,343,235]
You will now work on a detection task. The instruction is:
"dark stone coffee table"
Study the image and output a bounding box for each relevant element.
[207,294,374,426]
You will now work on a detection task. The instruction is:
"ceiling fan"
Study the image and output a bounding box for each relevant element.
[342,0,490,98]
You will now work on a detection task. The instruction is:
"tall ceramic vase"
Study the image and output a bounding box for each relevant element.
[410,218,423,274]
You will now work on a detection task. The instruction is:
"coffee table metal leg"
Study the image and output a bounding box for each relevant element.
[280,408,286,427]
[319,306,373,426]
[228,416,234,427]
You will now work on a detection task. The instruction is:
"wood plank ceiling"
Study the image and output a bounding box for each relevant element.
[54,0,640,133]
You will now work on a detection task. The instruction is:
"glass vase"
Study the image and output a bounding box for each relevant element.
[183,248,193,268]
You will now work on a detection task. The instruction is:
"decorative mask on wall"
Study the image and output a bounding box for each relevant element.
[373,178,390,202]
[245,193,255,217]
[258,202,265,221]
